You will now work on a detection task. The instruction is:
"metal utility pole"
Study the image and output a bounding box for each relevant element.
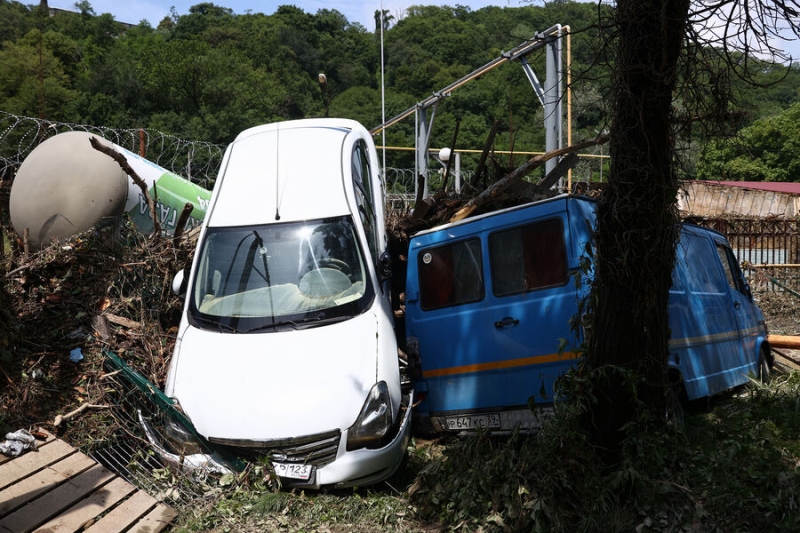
[371,25,565,200]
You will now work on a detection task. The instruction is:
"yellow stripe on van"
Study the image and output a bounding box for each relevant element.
[668,330,740,350]
[422,351,581,379]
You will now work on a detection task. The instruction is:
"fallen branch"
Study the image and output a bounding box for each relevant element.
[173,202,194,244]
[99,369,122,380]
[89,136,161,238]
[53,402,110,427]
[0,362,12,384]
[450,134,609,223]
[469,119,499,190]
[104,313,142,330]
[4,264,31,279]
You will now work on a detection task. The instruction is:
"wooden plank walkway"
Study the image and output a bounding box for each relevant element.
[0,432,177,533]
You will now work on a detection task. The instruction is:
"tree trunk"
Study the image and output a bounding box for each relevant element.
[586,0,689,463]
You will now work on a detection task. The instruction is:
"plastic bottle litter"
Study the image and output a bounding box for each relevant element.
[0,429,38,457]
[69,348,84,362]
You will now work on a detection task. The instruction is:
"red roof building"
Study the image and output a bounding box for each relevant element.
[709,181,800,195]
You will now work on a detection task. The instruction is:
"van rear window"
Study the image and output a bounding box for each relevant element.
[489,218,568,296]
[419,239,484,310]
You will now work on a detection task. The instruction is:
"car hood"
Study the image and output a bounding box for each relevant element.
[167,312,380,440]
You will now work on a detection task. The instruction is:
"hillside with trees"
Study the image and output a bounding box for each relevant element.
[698,102,800,181]
[1,0,799,183]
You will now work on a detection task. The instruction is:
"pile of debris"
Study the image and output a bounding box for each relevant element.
[0,221,193,446]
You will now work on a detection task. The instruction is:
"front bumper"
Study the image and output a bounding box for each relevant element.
[139,391,413,489]
[317,390,413,489]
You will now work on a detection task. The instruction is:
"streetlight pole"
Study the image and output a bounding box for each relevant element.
[318,73,329,118]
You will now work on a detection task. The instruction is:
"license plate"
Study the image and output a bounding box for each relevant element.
[445,413,501,430]
[273,462,313,481]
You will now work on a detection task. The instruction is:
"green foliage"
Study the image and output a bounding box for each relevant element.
[409,405,678,532]
[330,85,381,127]
[0,30,77,120]
[0,0,614,159]
[0,0,34,44]
[174,470,419,532]
[730,58,800,119]
[698,102,800,181]
[0,0,795,183]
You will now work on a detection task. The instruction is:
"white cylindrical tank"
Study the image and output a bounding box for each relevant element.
[10,131,210,249]
[10,131,128,249]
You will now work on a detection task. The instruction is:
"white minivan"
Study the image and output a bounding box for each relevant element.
[157,118,412,488]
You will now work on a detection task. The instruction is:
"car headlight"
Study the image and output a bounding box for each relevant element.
[163,415,204,456]
[346,381,393,451]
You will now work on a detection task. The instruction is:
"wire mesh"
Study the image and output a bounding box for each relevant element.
[88,359,224,512]
[0,111,225,190]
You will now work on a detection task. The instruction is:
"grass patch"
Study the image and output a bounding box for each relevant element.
[407,374,800,532]
[162,373,800,532]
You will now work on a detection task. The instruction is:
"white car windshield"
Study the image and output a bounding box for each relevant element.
[188,216,373,332]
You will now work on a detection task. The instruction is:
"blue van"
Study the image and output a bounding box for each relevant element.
[404,195,771,433]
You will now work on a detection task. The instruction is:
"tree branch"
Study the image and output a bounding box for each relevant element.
[53,402,110,427]
[89,136,161,238]
[449,134,609,223]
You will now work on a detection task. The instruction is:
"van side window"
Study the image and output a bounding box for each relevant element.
[683,235,727,293]
[352,141,378,260]
[716,244,748,295]
[419,239,483,310]
[670,256,686,292]
[489,218,568,296]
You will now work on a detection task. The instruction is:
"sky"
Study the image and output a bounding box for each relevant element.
[45,0,800,59]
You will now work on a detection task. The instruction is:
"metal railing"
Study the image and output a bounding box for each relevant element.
[694,217,800,292]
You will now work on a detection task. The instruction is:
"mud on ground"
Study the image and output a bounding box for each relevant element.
[754,289,799,336]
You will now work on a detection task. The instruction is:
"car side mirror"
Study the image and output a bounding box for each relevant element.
[379,252,392,281]
[172,269,188,299]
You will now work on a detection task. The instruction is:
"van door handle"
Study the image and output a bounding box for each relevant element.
[495,317,519,329]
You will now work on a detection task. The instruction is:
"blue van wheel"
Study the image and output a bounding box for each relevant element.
[665,387,685,429]
[757,346,771,383]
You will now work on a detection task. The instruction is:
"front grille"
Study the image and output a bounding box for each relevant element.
[208,429,341,467]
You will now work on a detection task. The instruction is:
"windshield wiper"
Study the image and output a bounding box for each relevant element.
[243,315,348,333]
[191,313,242,333]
